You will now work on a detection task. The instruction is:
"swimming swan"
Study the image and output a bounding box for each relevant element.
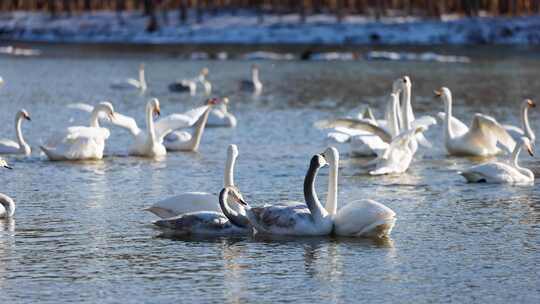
[40,102,115,161]
[435,87,515,157]
[0,109,31,155]
[206,97,237,128]
[110,63,147,92]
[152,186,249,236]
[146,144,243,218]
[169,68,211,96]
[240,64,262,95]
[459,137,534,184]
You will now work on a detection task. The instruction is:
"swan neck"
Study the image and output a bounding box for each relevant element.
[511,144,522,168]
[15,115,28,153]
[189,107,211,152]
[326,155,339,216]
[224,150,237,187]
[521,105,534,141]
[90,108,101,128]
[219,188,248,228]
[390,95,400,137]
[252,69,260,84]
[146,105,156,144]
[444,95,454,139]
[304,161,327,221]
[401,85,412,130]
[139,68,146,88]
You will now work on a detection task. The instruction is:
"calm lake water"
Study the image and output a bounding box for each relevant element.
[0,44,539,303]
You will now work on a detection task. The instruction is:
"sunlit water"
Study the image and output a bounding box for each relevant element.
[0,45,539,303]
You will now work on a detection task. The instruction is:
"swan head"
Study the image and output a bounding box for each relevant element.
[148,98,161,119]
[434,87,452,103]
[311,154,328,169]
[519,137,534,156]
[227,144,239,160]
[96,102,116,120]
[139,63,145,71]
[0,157,12,170]
[222,97,230,105]
[205,98,220,106]
[17,109,31,121]
[222,186,247,206]
[392,76,410,94]
[414,125,428,134]
[0,193,15,218]
[201,67,209,76]
[525,99,536,108]
[322,147,339,165]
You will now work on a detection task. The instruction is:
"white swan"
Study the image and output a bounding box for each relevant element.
[460,137,534,184]
[163,99,220,151]
[0,193,15,219]
[436,87,515,157]
[235,154,333,236]
[0,157,12,169]
[40,102,115,161]
[0,109,31,155]
[169,68,211,96]
[146,144,241,218]
[322,147,396,237]
[153,186,249,236]
[503,99,535,145]
[206,97,237,128]
[110,63,147,92]
[240,64,262,95]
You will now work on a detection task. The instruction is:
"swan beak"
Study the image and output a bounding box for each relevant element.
[154,107,161,118]
[527,146,534,156]
[527,99,536,108]
[237,197,247,206]
[207,98,219,105]
[108,113,116,120]
[25,115,31,121]
[434,90,442,97]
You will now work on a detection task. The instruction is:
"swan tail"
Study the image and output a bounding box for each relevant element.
[40,145,62,161]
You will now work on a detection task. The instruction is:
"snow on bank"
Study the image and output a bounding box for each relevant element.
[0,11,539,45]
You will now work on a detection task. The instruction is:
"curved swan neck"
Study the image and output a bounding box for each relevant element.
[90,108,102,128]
[146,104,157,144]
[521,104,534,142]
[188,107,211,152]
[224,149,237,187]
[15,115,29,154]
[252,68,260,84]
[0,199,14,218]
[325,151,339,216]
[511,144,522,168]
[219,188,249,228]
[304,159,327,221]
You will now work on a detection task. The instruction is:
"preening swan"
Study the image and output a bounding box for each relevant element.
[460,137,535,184]
[503,99,535,145]
[0,109,31,155]
[240,64,262,95]
[436,87,515,157]
[236,154,333,236]
[163,98,221,151]
[146,144,242,218]
[322,147,396,237]
[153,186,249,236]
[0,193,15,219]
[40,102,115,161]
[169,68,211,96]
[206,97,237,128]
[110,63,147,92]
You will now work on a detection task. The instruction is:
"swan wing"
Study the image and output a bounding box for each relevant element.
[0,139,19,153]
[154,105,209,141]
[334,199,396,237]
[315,118,392,143]
[41,126,109,160]
[146,192,220,219]
[248,203,313,234]
[68,103,140,136]
[153,211,241,235]
[436,112,469,137]
[459,162,518,183]
[502,124,524,141]
[471,114,516,153]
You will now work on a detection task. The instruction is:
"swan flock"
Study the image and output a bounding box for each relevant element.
[1,65,536,240]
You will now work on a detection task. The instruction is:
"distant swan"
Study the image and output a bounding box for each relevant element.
[240,64,262,95]
[153,186,249,236]
[322,147,396,237]
[40,102,115,161]
[110,63,147,92]
[460,137,534,184]
[235,154,333,236]
[0,109,31,155]
[436,87,515,157]
[206,97,237,128]
[169,68,211,96]
[503,99,535,145]
[146,144,242,218]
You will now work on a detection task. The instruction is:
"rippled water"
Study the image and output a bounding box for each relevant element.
[0,45,539,303]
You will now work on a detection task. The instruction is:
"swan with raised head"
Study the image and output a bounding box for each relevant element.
[0,109,31,155]
[146,144,242,218]
[152,186,249,236]
[234,154,333,236]
[503,99,535,145]
[40,102,115,161]
[110,63,147,92]
[169,68,211,95]
[322,147,396,237]
[0,193,15,219]
[162,98,220,151]
[240,64,262,94]
[436,87,515,157]
[459,137,535,184]
[206,97,237,128]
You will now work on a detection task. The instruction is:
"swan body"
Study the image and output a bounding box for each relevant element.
[436,87,515,157]
[0,193,15,219]
[460,137,534,184]
[206,97,237,128]
[153,186,249,236]
[40,102,115,161]
[146,144,241,218]
[239,154,333,236]
[240,65,262,94]
[502,99,535,144]
[110,63,147,92]
[322,147,396,237]
[0,109,31,155]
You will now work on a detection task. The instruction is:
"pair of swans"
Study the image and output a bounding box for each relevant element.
[41,102,116,161]
[0,158,15,219]
[110,63,147,92]
[0,109,31,155]
[240,65,262,95]
[206,97,237,128]
[460,137,535,184]
[169,68,212,96]
[435,87,516,157]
